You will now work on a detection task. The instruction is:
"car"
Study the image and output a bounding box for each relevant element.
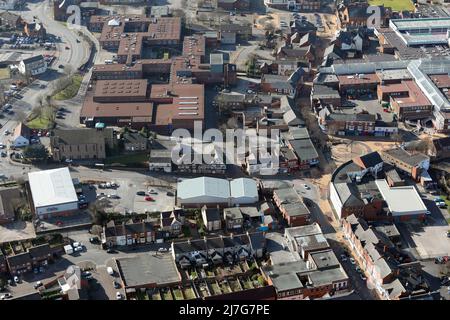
[340,254,347,262]
[145,196,155,201]
[1,152,6,158]
[116,292,122,299]
[73,242,81,248]
[56,114,65,119]
[447,231,450,238]
[58,64,64,69]
[98,183,106,189]
[14,276,19,283]
[349,258,356,265]
[89,237,100,244]
[355,266,361,273]
[360,274,367,281]
[4,130,10,136]
[76,39,80,43]
[0,293,12,300]
[148,189,158,194]
[33,268,39,274]
[303,184,310,190]
[34,281,43,289]
[113,281,121,289]
[136,191,146,196]
[39,83,46,89]
[65,46,70,50]
[110,194,120,199]
[167,191,174,196]
[106,182,112,188]
[106,248,117,254]
[0,144,4,149]
[107,267,114,275]
[74,246,83,252]
[158,247,168,252]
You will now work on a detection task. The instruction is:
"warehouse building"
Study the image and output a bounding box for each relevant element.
[177,177,258,207]
[28,168,79,219]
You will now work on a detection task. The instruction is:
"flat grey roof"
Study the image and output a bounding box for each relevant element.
[391,17,450,30]
[116,254,180,287]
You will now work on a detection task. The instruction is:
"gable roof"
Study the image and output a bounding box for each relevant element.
[356,151,383,169]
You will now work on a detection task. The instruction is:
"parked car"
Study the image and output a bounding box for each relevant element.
[116,292,122,299]
[158,247,168,252]
[34,281,42,289]
[107,267,114,275]
[349,258,356,265]
[360,274,367,281]
[89,237,100,244]
[145,196,155,201]
[106,248,117,254]
[340,254,347,262]
[113,281,121,289]
[303,184,310,190]
[136,191,146,196]
[0,293,12,299]
[14,276,19,283]
[167,191,174,196]
[148,189,158,194]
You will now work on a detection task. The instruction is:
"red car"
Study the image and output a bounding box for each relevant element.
[144,196,155,201]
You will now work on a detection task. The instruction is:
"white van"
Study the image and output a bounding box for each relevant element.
[107,267,114,275]
[104,59,113,64]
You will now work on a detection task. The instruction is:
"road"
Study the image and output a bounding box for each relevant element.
[0,0,90,147]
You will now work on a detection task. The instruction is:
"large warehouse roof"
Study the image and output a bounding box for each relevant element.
[375,179,428,216]
[177,177,230,201]
[230,178,258,199]
[28,168,78,208]
[177,177,258,204]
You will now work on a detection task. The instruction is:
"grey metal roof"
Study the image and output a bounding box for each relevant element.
[288,139,319,161]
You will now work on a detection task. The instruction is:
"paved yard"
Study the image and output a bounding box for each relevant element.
[0,221,36,243]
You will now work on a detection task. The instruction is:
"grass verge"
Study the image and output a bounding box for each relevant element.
[368,0,414,12]
[53,74,83,101]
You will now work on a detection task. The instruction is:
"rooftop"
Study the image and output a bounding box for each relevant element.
[28,168,78,208]
[116,253,180,287]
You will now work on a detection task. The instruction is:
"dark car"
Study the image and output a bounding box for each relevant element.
[106,248,117,254]
[136,191,146,196]
[89,237,100,244]
[58,64,64,69]
[166,191,174,196]
[113,281,121,289]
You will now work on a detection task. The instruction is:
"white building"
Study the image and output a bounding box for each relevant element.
[177,177,258,207]
[28,168,79,219]
[11,122,30,148]
[375,179,428,218]
[18,55,47,76]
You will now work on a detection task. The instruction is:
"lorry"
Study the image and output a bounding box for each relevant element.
[64,244,74,255]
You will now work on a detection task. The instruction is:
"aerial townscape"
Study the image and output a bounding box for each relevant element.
[0,0,449,304]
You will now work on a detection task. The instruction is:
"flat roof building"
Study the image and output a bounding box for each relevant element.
[28,168,79,219]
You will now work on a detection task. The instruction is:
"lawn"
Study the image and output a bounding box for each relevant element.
[26,108,54,129]
[0,68,10,80]
[440,195,450,214]
[105,152,149,167]
[172,288,184,300]
[368,0,414,12]
[53,74,83,100]
[183,288,196,300]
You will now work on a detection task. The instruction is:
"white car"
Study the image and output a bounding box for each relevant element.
[116,292,122,300]
[349,258,356,265]
[14,276,19,283]
[73,242,81,248]
[107,267,114,275]
[74,246,83,252]
[158,247,168,252]
[0,293,12,300]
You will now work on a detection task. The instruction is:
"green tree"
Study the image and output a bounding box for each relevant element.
[23,144,49,161]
